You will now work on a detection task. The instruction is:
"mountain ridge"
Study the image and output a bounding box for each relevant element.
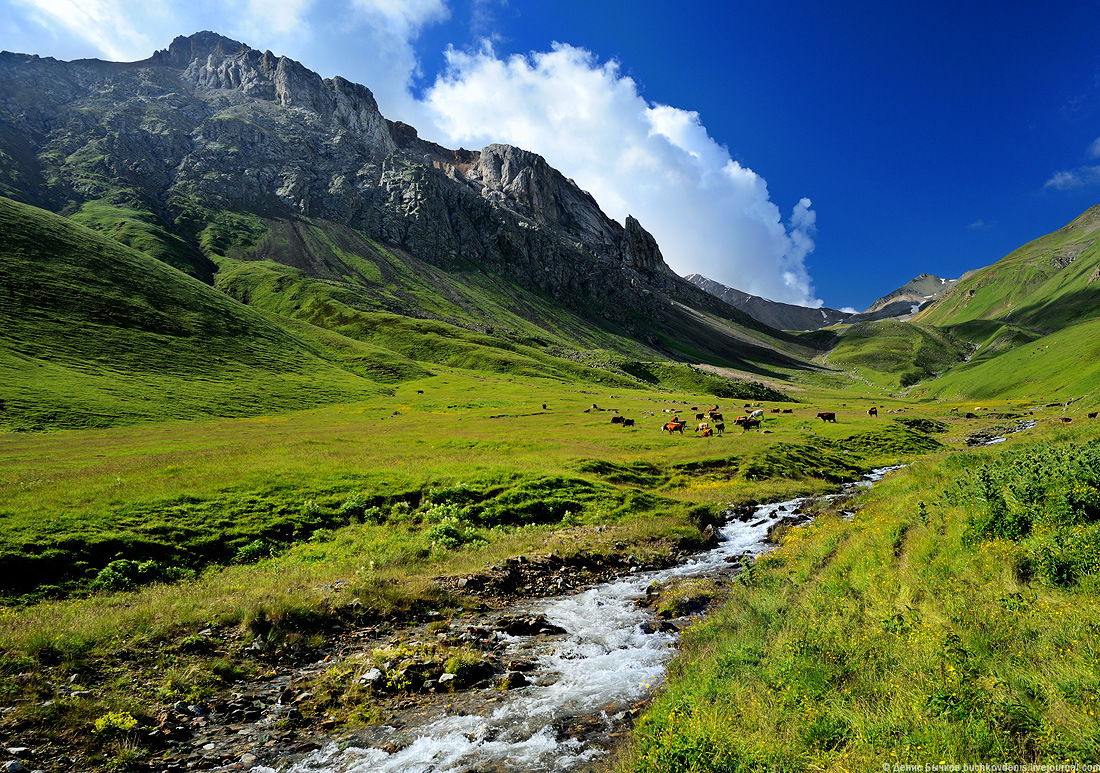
[0,30,802,371]
[685,271,961,331]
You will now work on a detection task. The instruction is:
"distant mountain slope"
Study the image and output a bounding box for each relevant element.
[0,197,396,430]
[684,274,851,330]
[685,272,960,331]
[863,273,960,318]
[0,32,813,380]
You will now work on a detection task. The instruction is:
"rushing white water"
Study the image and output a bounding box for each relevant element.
[261,469,898,773]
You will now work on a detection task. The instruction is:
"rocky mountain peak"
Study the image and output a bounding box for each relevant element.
[156,31,249,68]
[152,32,395,156]
[621,215,671,275]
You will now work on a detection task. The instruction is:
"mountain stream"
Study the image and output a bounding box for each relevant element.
[259,468,899,773]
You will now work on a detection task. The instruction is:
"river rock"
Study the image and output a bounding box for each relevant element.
[494,615,567,636]
[498,671,529,689]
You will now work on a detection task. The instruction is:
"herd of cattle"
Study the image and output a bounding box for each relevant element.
[599,402,1100,436]
[597,403,870,436]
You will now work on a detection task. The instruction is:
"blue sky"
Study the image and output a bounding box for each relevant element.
[3,1,1100,311]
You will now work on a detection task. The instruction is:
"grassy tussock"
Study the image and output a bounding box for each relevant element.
[623,438,1100,771]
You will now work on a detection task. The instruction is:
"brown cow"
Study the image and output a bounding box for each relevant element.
[700,427,713,438]
[868,407,878,417]
[663,420,686,434]
[735,416,761,431]
[817,412,837,423]
[708,412,724,422]
[770,408,781,414]
[1060,417,1073,424]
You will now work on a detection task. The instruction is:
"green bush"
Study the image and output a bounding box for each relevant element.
[964,439,1100,584]
[234,539,272,564]
[91,559,170,591]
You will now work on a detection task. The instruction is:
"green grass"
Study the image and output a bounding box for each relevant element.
[0,372,950,602]
[69,200,216,282]
[818,319,971,390]
[0,197,391,431]
[911,316,1100,408]
[621,423,1100,771]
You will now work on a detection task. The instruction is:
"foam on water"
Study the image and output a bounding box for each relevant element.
[260,469,898,773]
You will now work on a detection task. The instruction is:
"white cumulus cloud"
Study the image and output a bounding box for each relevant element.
[11,0,155,61]
[417,42,820,306]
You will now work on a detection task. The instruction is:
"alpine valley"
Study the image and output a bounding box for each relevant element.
[2,32,1100,773]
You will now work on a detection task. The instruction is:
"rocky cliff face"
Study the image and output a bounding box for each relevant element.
[1,32,744,340]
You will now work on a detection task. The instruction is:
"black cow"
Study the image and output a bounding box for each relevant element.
[817,412,837,423]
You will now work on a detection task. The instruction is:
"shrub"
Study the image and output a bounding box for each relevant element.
[94,711,138,737]
[234,539,271,564]
[424,516,483,549]
[91,559,167,592]
[964,440,1100,585]
[339,491,369,518]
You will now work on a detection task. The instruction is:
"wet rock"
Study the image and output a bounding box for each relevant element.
[701,524,721,546]
[498,671,529,690]
[493,615,567,637]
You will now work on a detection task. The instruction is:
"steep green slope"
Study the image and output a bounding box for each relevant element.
[917,206,1100,336]
[911,315,1100,406]
[69,200,217,283]
[0,197,391,430]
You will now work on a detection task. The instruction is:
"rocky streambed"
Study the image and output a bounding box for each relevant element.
[227,470,896,773]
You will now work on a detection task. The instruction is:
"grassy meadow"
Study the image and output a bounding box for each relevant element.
[620,420,1100,772]
[0,360,985,762]
[5,191,1100,769]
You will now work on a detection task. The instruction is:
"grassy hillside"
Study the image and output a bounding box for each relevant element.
[911,315,1100,408]
[624,426,1100,771]
[69,200,217,283]
[0,197,394,430]
[807,319,970,391]
[917,206,1100,337]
